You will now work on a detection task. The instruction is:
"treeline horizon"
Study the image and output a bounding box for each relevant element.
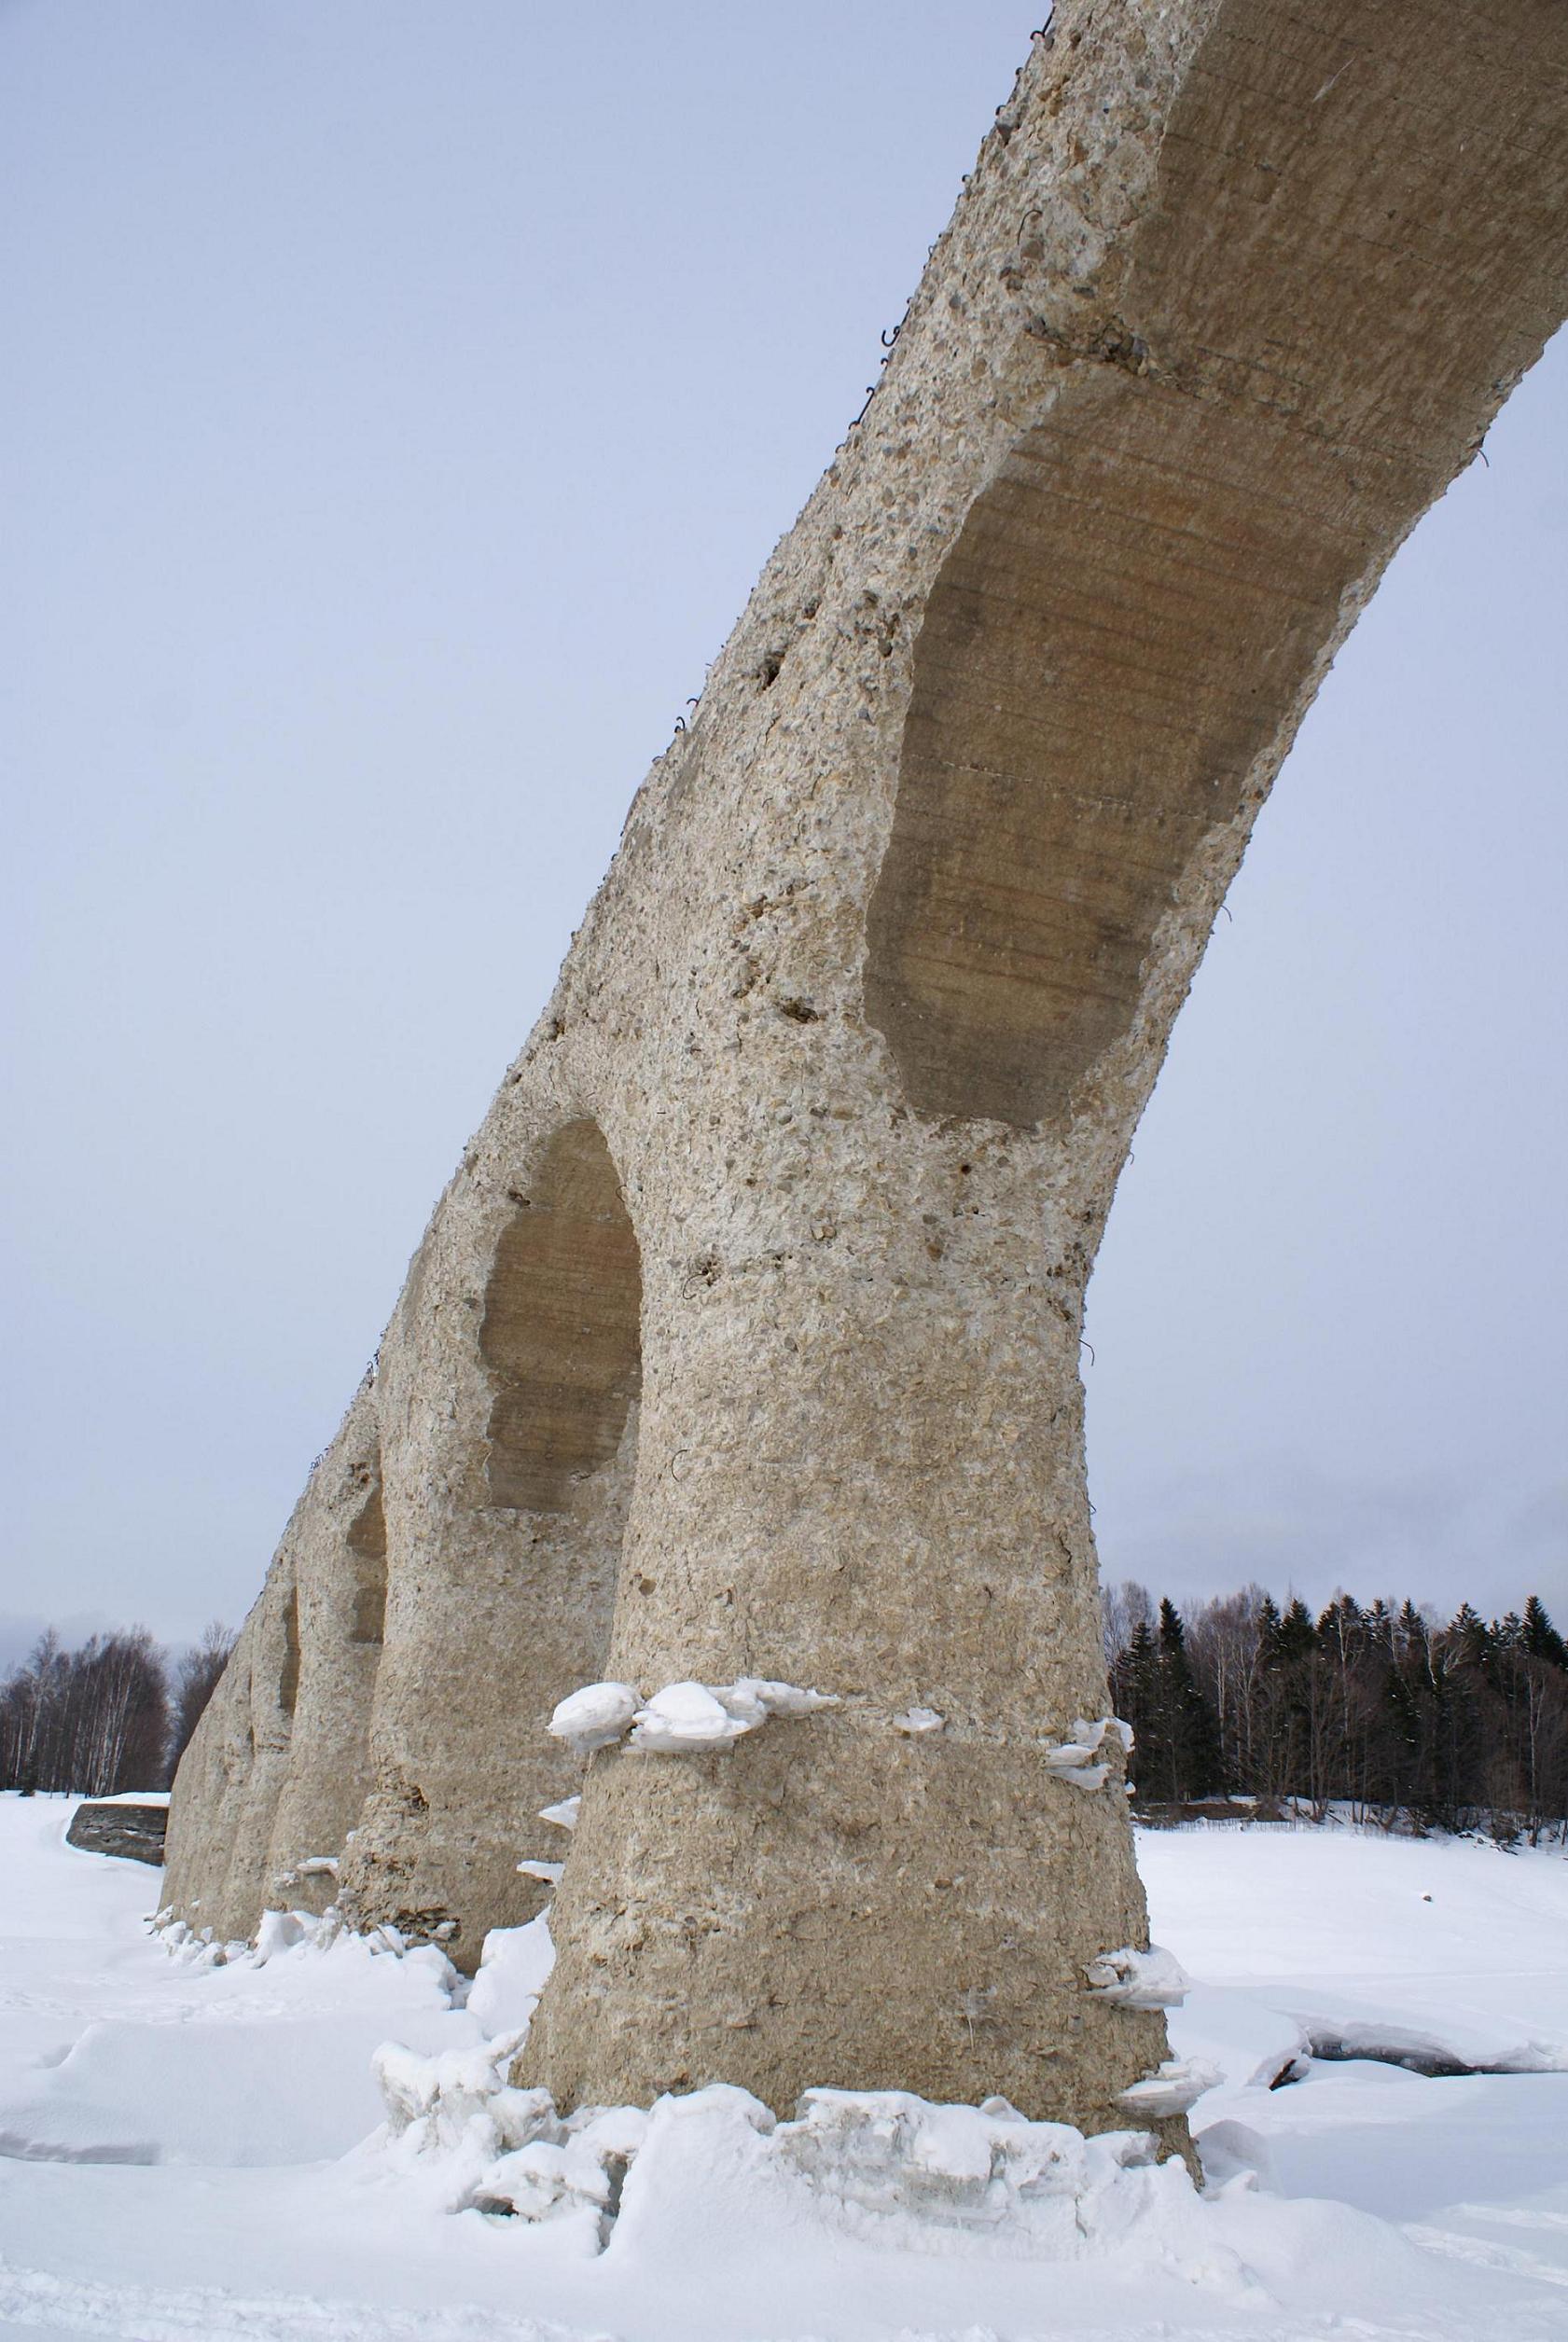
[1105,1581,1568,1843]
[0,1623,234,1799]
[7,1587,1568,1838]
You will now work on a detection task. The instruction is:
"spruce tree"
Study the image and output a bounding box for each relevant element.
[1522,1596,1567,1670]
[1157,1599,1225,1801]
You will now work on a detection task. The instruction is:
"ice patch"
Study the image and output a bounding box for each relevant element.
[546,1680,638,1755]
[628,1676,840,1752]
[549,1674,839,1758]
[1087,1944,1191,2009]
[1040,1715,1131,1788]
[894,1706,946,1735]
[1117,2058,1224,2118]
[626,1680,750,1752]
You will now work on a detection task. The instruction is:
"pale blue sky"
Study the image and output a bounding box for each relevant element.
[4,2,1564,1657]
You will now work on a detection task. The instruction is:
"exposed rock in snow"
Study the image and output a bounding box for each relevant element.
[1087,1944,1191,2009]
[64,1797,167,1866]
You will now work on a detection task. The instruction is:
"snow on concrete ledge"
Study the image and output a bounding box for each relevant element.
[1087,1945,1191,2009]
[1117,2058,1223,2119]
[548,1676,839,1759]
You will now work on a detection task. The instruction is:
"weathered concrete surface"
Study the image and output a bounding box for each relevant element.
[66,1801,167,1867]
[165,0,1568,2144]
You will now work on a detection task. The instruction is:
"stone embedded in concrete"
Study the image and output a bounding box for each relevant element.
[163,0,1568,2152]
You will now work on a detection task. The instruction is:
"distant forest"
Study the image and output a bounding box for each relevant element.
[6,1588,1567,1842]
[0,1624,233,1799]
[1105,1583,1568,1843]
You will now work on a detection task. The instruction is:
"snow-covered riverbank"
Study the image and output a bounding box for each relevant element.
[2,1793,1566,2340]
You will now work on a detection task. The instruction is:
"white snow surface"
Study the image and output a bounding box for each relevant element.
[4,1797,1568,2338]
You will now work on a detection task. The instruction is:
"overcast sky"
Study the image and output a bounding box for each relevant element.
[4,2,1564,1664]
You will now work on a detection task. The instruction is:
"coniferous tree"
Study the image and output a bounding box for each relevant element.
[1155,1599,1225,1801]
[1095,1577,1568,1839]
[1522,1597,1567,1670]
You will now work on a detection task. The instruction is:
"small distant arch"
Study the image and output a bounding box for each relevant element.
[279,1588,300,1719]
[347,1482,387,1644]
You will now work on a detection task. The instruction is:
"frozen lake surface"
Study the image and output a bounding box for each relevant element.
[2,1793,1566,2339]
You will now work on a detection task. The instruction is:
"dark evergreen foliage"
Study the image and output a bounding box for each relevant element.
[1103,1582,1568,1842]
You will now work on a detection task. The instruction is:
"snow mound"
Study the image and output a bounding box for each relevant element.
[370,2050,1252,2282]
[761,2088,1247,2274]
[466,1916,555,2037]
[373,2030,646,2252]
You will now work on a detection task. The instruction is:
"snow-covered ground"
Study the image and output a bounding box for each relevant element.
[2,1795,1566,2340]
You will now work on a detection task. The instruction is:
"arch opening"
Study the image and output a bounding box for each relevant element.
[479,1118,643,1514]
[279,1589,300,1720]
[865,374,1387,1129]
[347,1482,387,1645]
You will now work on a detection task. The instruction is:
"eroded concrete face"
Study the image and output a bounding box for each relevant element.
[164,0,1568,2139]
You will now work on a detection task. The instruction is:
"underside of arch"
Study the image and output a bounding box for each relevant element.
[479,1118,643,1514]
[865,375,1388,1127]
